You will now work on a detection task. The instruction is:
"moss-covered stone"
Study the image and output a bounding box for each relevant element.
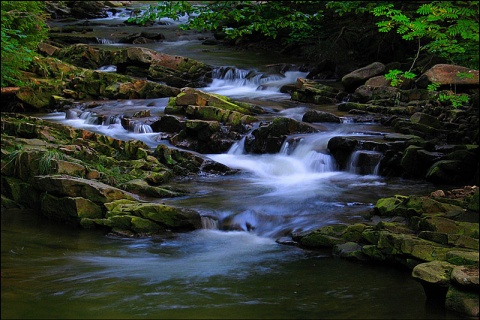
[40,193,103,225]
[445,286,479,318]
[446,250,479,266]
[105,200,201,231]
[341,223,368,242]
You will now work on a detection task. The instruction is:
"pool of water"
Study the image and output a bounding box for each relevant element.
[2,208,458,319]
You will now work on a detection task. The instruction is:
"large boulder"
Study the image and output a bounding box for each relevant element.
[342,62,386,92]
[244,117,317,154]
[112,47,213,87]
[417,64,479,89]
[291,78,343,104]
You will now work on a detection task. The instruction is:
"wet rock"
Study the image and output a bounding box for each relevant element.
[302,110,341,123]
[150,115,185,133]
[245,117,317,154]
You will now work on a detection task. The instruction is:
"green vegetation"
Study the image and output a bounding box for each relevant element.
[38,149,66,175]
[130,1,479,69]
[129,1,324,45]
[1,1,48,86]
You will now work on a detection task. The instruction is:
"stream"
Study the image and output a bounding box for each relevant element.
[1,5,466,319]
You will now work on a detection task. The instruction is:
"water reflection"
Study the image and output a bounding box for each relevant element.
[2,209,454,319]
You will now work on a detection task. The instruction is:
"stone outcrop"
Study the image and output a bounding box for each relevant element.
[292,186,479,317]
[0,112,235,236]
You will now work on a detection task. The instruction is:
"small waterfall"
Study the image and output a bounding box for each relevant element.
[346,150,383,175]
[205,66,308,98]
[96,37,115,44]
[201,216,220,230]
[79,111,103,125]
[227,136,246,155]
[129,121,153,134]
[97,65,117,72]
[104,115,121,126]
[340,117,355,124]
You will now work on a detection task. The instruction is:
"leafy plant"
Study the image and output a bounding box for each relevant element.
[129,1,324,45]
[439,92,470,108]
[1,1,49,86]
[384,69,416,86]
[372,1,479,69]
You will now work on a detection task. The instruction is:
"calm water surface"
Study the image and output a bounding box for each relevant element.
[1,208,459,319]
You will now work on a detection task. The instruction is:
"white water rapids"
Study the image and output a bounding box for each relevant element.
[41,66,431,238]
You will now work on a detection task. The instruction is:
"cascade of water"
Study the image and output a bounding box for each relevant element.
[227,136,246,155]
[96,38,115,44]
[97,65,117,72]
[201,216,220,230]
[204,67,308,98]
[346,150,383,175]
[129,122,154,134]
[104,115,122,126]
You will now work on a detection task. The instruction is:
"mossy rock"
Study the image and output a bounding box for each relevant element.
[341,223,368,242]
[361,244,387,261]
[445,286,479,318]
[105,200,201,230]
[446,250,479,266]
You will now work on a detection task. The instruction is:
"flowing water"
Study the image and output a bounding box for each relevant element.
[1,7,467,319]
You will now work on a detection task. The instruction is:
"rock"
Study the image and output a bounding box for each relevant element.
[373,195,465,219]
[410,112,443,129]
[364,75,390,87]
[418,64,479,88]
[412,260,455,300]
[450,265,479,289]
[350,85,401,106]
[342,62,386,92]
[68,1,108,18]
[295,224,348,248]
[33,175,136,204]
[291,78,342,104]
[150,116,184,133]
[302,110,341,123]
[332,242,366,260]
[40,193,103,225]
[169,88,263,115]
[123,179,185,198]
[245,117,317,154]
[104,199,202,231]
[447,250,479,267]
[445,286,479,318]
